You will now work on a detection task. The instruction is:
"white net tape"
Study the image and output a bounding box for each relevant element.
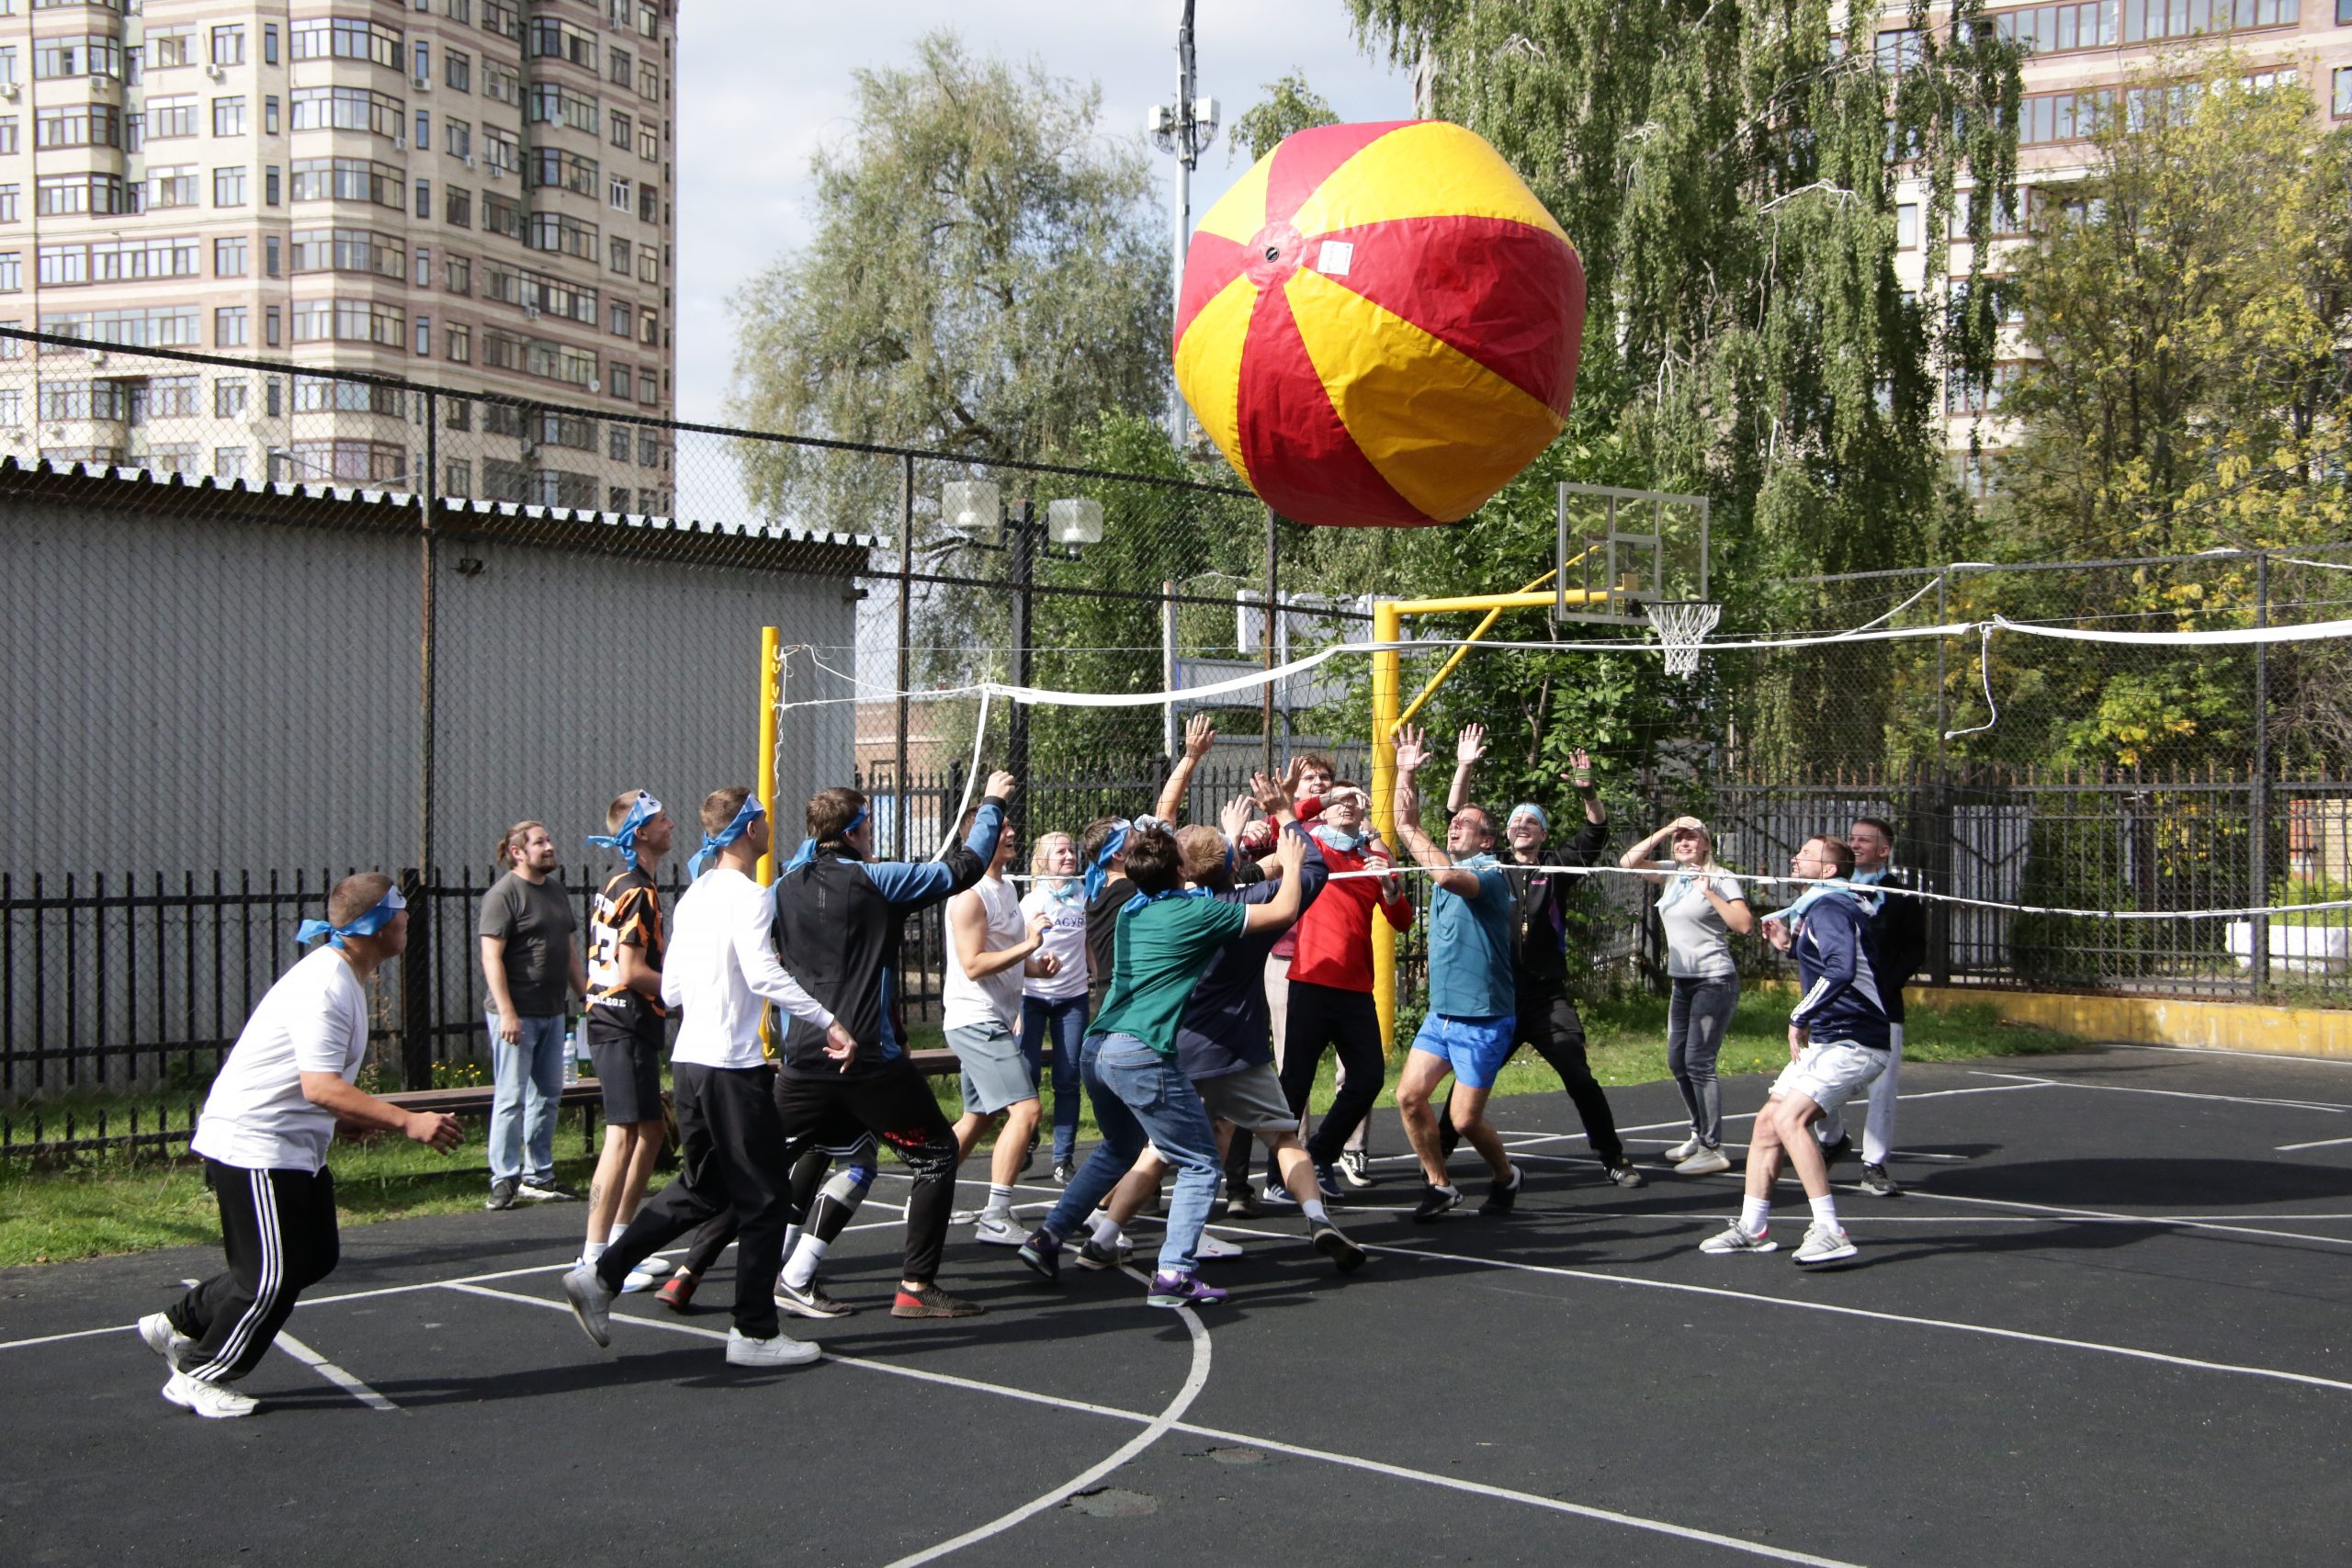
[1643,600,1723,678]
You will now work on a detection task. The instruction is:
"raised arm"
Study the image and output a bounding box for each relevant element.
[864,777,1016,909]
[1155,716,1216,823]
[1617,815,1702,885]
[1445,723,1487,815]
[1242,823,1311,934]
[1393,725,1483,898]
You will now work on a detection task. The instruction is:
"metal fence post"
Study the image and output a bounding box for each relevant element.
[1262,504,1278,775]
[410,388,439,1087]
[1928,571,1952,985]
[896,452,913,861]
[2251,551,2270,990]
[398,866,433,1089]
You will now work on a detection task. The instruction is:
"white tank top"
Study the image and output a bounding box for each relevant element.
[943,874,1027,1030]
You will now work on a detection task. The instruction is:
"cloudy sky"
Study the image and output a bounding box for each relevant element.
[672,1,1414,423]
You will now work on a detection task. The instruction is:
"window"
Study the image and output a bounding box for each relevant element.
[34,306,200,347]
[213,166,247,206]
[290,19,402,70]
[266,165,281,205]
[0,186,16,222]
[445,0,472,22]
[2014,85,2114,147]
[482,190,523,239]
[447,118,472,160]
[215,447,249,483]
[291,227,405,278]
[446,47,471,91]
[290,157,406,209]
[535,411,597,451]
[608,174,632,211]
[265,306,280,346]
[610,110,631,151]
[414,246,431,288]
[484,60,520,107]
[528,16,598,69]
[0,118,13,156]
[215,379,247,418]
[215,236,248,276]
[638,430,659,465]
[527,210,600,260]
[638,243,658,283]
[639,5,659,39]
[638,126,658,162]
[608,300,630,337]
[529,147,598,196]
[2120,0,2300,44]
[37,174,129,216]
[145,27,197,72]
[414,109,429,150]
[211,25,246,67]
[639,185,659,224]
[2336,66,2352,118]
[265,96,280,135]
[1874,28,1922,73]
[263,25,277,66]
[446,254,470,292]
[148,96,197,140]
[265,235,280,276]
[34,36,124,80]
[37,237,203,285]
[290,86,406,139]
[445,185,472,227]
[37,104,122,149]
[0,49,13,87]
[639,62,659,102]
[213,96,246,137]
[0,253,17,293]
[528,82,599,134]
[482,126,519,176]
[291,298,405,347]
[289,440,408,485]
[608,234,631,274]
[214,306,247,346]
[608,420,632,457]
[2342,0,2352,20]
[639,308,659,346]
[1944,362,2022,415]
[447,323,471,361]
[415,176,431,219]
[483,0,521,41]
[414,314,431,355]
[413,40,430,84]
[481,261,598,322]
[609,46,632,88]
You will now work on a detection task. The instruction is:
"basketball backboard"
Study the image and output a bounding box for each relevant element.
[1555,482,1711,624]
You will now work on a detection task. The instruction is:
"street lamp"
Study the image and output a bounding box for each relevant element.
[1149,0,1218,449]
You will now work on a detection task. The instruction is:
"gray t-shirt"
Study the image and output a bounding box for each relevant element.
[481,871,577,1016]
[1656,867,1747,979]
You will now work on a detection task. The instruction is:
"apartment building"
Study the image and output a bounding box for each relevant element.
[0,0,677,513]
[1878,1,2346,485]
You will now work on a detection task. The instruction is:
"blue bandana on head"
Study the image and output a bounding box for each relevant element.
[1509,802,1549,833]
[584,792,663,872]
[784,802,866,874]
[1082,819,1132,901]
[688,795,765,879]
[296,886,406,949]
[1121,886,1212,917]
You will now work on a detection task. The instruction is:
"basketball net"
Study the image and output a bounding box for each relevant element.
[1642,600,1722,680]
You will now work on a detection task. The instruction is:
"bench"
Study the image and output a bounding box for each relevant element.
[377,1045,1038,1121]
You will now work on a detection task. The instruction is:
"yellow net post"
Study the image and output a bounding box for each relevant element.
[755,625,780,885]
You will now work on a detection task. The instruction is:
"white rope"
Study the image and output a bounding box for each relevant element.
[1988,613,2352,646]
[932,686,990,863]
[1942,624,2000,740]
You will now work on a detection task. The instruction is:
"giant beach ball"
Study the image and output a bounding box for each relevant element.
[1174,120,1586,528]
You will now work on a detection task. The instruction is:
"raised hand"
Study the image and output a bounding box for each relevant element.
[1218,793,1254,840]
[1393,724,1430,773]
[1456,723,1487,766]
[1566,747,1594,787]
[1183,714,1216,761]
[986,770,1019,802]
[1281,755,1307,794]
[1250,768,1295,818]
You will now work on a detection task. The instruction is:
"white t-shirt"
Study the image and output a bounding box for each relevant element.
[662,867,833,1070]
[1656,866,1747,979]
[944,874,1028,1031]
[1019,885,1091,1002]
[190,946,370,1174]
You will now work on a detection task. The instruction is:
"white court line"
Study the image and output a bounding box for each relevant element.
[1212,1224,2352,1395]
[445,1278,1859,1567]
[2278,1134,2352,1153]
[1967,1070,2352,1114]
[2105,1042,2352,1067]
[1889,1189,2352,1250]
[274,1329,399,1412]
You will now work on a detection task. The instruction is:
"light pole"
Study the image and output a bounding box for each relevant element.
[1148,0,1218,449]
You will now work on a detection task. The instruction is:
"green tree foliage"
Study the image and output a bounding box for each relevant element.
[1228,70,1340,164]
[727,32,1170,533]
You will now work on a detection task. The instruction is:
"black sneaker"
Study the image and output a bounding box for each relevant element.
[1312,1160,1345,1201]
[1478,1167,1523,1217]
[1603,1158,1647,1190]
[1860,1162,1902,1198]
[1338,1149,1376,1189]
[774,1275,854,1319]
[1820,1134,1855,1168]
[484,1177,518,1212]
[1225,1185,1263,1220]
[516,1176,582,1202]
[1412,1183,1463,1223]
[1438,1122,1461,1160]
[1310,1219,1368,1272]
[1050,1161,1075,1187]
[1016,1227,1062,1283]
[1259,1179,1298,1208]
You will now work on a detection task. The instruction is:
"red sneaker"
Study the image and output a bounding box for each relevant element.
[655,1273,696,1313]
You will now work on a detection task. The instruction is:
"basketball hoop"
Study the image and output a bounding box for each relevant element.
[1642,599,1722,680]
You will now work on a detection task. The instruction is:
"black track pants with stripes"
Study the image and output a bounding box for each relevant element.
[167,1159,341,1382]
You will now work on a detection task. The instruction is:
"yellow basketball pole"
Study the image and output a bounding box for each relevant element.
[755,625,781,885]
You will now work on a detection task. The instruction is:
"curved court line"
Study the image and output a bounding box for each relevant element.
[1966,1070,2352,1114]
[876,1271,1213,1568]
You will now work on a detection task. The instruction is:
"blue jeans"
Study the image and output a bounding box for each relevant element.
[488,1011,567,1183]
[1045,1032,1222,1277]
[1020,993,1090,1165]
[1668,976,1739,1149]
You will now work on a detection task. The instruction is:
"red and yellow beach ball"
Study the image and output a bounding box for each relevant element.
[1174,120,1586,528]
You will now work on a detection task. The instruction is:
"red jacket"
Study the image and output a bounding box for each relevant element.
[1289,833,1414,992]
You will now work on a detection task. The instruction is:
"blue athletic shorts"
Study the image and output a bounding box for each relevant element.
[1408,1011,1518,1090]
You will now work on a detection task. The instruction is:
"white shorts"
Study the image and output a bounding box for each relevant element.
[1770,1040,1887,1116]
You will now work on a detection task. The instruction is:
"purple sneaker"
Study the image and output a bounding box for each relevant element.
[1145,1270,1229,1309]
[1017,1227,1062,1284]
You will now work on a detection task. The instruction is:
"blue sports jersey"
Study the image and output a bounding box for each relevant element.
[1788,891,1891,1051]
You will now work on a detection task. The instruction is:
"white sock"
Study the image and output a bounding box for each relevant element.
[1808,1193,1840,1228]
[984,1182,1015,1220]
[781,1223,805,1258]
[782,1234,829,1292]
[1300,1197,1329,1224]
[1740,1196,1771,1235]
[1090,1213,1125,1247]
[582,1239,608,1264]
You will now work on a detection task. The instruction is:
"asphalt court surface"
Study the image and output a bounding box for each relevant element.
[6,1043,2352,1567]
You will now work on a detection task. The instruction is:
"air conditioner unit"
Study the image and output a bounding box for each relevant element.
[43,424,64,440]
[463,153,477,169]
[0,85,18,102]
[85,348,106,366]
[392,133,406,150]
[523,305,539,320]
[413,75,431,92]
[206,64,225,82]
[587,377,600,394]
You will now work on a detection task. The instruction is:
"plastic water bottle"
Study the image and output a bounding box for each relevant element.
[563,1017,582,1086]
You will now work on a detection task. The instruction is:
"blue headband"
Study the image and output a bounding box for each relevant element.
[1082,819,1132,901]
[296,886,406,949]
[1509,802,1549,832]
[688,795,765,879]
[783,802,867,874]
[1121,886,1211,916]
[584,792,664,872]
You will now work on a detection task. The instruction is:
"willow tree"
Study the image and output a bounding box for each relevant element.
[1329,1,2021,783]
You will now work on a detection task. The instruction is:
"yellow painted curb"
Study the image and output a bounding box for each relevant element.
[1905,987,2352,1064]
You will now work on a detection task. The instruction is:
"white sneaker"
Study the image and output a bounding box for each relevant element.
[620,1266,660,1293]
[1664,1134,1704,1163]
[560,1264,616,1348]
[1676,1146,1733,1176]
[162,1369,258,1418]
[630,1255,673,1278]
[137,1313,193,1370]
[950,1207,979,1226]
[1195,1232,1244,1261]
[972,1213,1025,1247]
[1793,1221,1858,1267]
[1699,1221,1777,1255]
[725,1327,821,1368]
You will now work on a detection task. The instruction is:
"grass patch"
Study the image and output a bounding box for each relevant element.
[0,994,2078,1269]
